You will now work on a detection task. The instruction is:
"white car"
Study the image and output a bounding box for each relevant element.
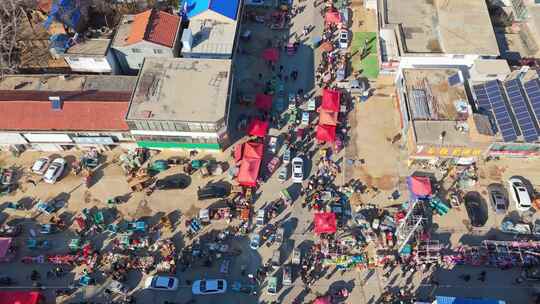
[144,276,179,291]
[508,178,532,212]
[339,30,349,49]
[43,158,66,184]
[268,136,279,154]
[291,157,304,183]
[31,157,51,175]
[250,233,261,250]
[256,209,265,227]
[192,279,227,295]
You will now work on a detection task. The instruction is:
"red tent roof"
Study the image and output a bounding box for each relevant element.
[314,212,337,234]
[318,109,338,126]
[325,10,341,24]
[255,93,272,111]
[262,48,279,62]
[243,141,264,159]
[313,296,332,304]
[0,291,43,304]
[237,158,261,187]
[234,143,243,163]
[321,89,340,112]
[316,124,336,142]
[408,176,432,196]
[237,141,264,187]
[247,119,269,137]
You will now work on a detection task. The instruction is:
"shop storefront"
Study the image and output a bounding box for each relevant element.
[488,142,540,157]
[23,133,73,152]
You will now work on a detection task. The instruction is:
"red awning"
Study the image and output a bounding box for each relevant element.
[237,158,262,187]
[234,143,243,163]
[313,296,332,304]
[408,176,432,196]
[243,141,264,159]
[316,124,336,142]
[237,141,264,187]
[0,291,43,304]
[262,48,279,62]
[314,212,337,234]
[321,89,340,112]
[255,93,272,110]
[247,119,269,137]
[318,108,338,126]
[325,10,341,24]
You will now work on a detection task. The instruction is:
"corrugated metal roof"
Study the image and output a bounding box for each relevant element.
[436,296,506,304]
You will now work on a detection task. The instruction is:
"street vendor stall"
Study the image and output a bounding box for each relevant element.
[237,142,264,187]
[314,212,337,234]
[321,89,341,112]
[316,125,337,143]
[325,9,341,25]
[407,176,432,200]
[247,119,270,138]
[318,109,339,126]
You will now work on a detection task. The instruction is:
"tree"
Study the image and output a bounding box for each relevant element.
[0,0,26,75]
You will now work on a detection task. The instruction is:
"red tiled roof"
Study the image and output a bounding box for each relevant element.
[126,9,180,48]
[0,100,129,131]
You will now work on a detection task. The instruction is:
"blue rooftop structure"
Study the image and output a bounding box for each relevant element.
[181,0,239,21]
[436,296,506,304]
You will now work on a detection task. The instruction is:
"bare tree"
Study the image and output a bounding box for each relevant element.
[0,0,28,75]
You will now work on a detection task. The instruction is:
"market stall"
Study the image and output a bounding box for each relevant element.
[407,175,433,200]
[247,119,270,138]
[321,89,341,112]
[316,124,337,143]
[314,212,337,234]
[237,142,264,187]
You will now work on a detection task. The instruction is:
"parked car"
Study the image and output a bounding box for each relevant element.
[250,233,261,250]
[154,174,189,190]
[43,158,66,184]
[464,192,488,227]
[278,166,288,182]
[197,184,228,200]
[301,111,310,125]
[31,157,50,175]
[282,265,292,286]
[256,209,266,227]
[487,183,508,214]
[192,279,227,295]
[282,148,291,164]
[508,178,532,211]
[268,136,279,154]
[109,280,129,295]
[339,30,349,49]
[144,276,179,291]
[291,157,304,183]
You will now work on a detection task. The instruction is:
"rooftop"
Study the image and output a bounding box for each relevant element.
[472,59,511,76]
[182,0,240,21]
[413,120,471,145]
[182,19,237,55]
[65,38,111,56]
[0,74,136,92]
[402,68,468,121]
[0,100,129,131]
[385,0,499,55]
[113,10,181,48]
[127,57,232,122]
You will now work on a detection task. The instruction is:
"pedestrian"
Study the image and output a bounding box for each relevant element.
[258,73,263,80]
[279,65,284,72]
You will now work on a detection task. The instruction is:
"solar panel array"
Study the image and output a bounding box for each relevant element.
[524,79,540,125]
[473,80,518,142]
[504,79,539,142]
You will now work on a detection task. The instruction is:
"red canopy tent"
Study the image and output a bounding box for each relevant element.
[255,93,272,111]
[407,176,432,197]
[243,141,264,159]
[325,10,341,24]
[247,119,269,137]
[314,212,337,234]
[313,296,332,304]
[321,89,340,112]
[237,141,264,187]
[0,291,43,304]
[233,143,243,163]
[318,108,338,126]
[316,124,336,142]
[262,48,279,62]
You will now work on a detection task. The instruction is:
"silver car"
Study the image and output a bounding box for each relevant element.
[487,183,507,214]
[43,158,66,184]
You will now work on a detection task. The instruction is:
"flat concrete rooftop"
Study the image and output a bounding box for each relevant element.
[403,68,468,121]
[127,57,232,122]
[385,0,499,55]
[182,19,237,56]
[0,74,136,92]
[66,38,111,56]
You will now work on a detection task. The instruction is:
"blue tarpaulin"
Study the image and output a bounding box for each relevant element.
[436,296,506,304]
[180,0,239,20]
[44,0,82,31]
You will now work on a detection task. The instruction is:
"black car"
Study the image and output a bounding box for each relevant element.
[197,184,229,200]
[154,175,189,190]
[464,192,488,227]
